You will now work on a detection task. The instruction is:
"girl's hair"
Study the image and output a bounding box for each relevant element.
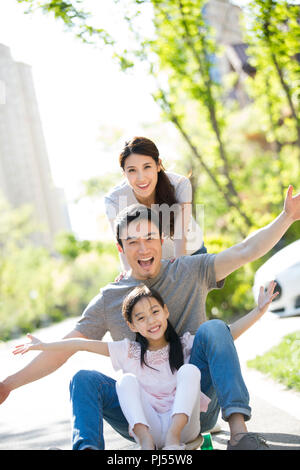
[122,284,184,373]
[119,137,179,238]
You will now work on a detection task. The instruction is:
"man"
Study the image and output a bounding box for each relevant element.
[1,185,300,450]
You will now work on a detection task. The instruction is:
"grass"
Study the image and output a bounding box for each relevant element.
[247,331,300,392]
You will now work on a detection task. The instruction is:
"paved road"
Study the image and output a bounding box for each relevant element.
[0,313,299,450]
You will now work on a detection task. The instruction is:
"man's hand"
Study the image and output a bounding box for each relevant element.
[0,381,11,405]
[284,185,300,221]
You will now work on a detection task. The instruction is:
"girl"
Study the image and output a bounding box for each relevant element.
[104,137,206,270]
[13,284,210,451]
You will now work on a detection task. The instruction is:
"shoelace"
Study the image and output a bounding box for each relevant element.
[233,432,269,448]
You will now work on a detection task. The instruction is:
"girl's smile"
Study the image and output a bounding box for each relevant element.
[127,296,169,350]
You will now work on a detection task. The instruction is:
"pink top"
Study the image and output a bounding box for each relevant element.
[108,332,210,414]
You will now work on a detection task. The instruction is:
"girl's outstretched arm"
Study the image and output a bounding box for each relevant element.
[13,334,110,357]
[229,280,279,340]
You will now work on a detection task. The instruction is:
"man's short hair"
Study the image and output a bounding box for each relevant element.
[115,204,162,248]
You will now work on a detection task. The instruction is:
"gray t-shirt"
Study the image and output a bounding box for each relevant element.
[75,254,224,341]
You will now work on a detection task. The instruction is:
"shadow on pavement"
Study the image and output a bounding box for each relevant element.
[0,419,71,450]
[212,430,300,450]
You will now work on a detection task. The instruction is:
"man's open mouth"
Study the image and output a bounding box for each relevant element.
[138,257,154,268]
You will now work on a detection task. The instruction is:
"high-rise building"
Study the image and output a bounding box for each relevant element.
[204,0,255,106]
[0,43,71,248]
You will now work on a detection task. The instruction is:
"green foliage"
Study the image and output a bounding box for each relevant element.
[0,195,38,248]
[247,331,300,392]
[17,0,115,45]
[0,197,119,341]
[0,246,119,341]
[55,231,92,259]
[55,231,118,260]
[0,243,119,341]
[245,0,300,151]
[205,233,259,320]
[13,0,300,327]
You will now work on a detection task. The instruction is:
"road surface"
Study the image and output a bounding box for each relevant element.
[0,313,299,450]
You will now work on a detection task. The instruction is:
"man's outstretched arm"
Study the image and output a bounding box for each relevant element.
[0,329,85,405]
[214,185,300,282]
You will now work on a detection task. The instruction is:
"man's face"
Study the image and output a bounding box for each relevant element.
[118,219,163,280]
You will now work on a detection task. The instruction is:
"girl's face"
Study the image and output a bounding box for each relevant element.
[127,296,169,349]
[123,154,161,205]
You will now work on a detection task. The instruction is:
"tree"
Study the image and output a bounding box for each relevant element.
[245,1,300,148]
[0,196,120,340]
[14,0,300,319]
[17,0,256,237]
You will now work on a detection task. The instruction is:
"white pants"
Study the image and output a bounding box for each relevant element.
[116,364,201,449]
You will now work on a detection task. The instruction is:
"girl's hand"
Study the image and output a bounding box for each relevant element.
[12,334,44,356]
[257,280,279,312]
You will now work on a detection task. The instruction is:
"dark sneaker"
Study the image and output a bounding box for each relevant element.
[227,433,269,450]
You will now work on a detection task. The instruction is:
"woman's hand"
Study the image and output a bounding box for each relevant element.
[12,334,44,356]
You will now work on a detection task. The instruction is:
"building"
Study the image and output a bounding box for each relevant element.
[0,43,71,248]
[204,0,256,106]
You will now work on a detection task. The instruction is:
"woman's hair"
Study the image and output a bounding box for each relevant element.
[122,284,184,373]
[119,137,179,238]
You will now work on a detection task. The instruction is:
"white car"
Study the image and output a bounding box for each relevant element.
[253,239,300,317]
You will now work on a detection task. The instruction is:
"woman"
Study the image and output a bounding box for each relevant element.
[104,136,206,270]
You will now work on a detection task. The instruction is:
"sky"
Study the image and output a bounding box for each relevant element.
[0,0,251,240]
[0,0,167,239]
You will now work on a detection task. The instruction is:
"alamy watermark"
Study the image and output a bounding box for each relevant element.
[110,198,205,252]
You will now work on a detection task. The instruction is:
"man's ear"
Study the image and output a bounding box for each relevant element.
[116,243,123,253]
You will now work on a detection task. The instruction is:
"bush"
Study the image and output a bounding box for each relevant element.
[205,234,258,322]
[0,243,120,341]
[247,331,300,392]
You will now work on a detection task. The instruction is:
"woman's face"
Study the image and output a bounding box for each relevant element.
[123,153,161,205]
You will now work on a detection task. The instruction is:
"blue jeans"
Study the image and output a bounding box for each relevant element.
[69,320,251,450]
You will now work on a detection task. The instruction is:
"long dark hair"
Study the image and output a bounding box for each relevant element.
[122,284,184,373]
[119,137,179,238]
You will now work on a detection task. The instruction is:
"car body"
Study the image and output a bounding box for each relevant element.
[253,240,300,317]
